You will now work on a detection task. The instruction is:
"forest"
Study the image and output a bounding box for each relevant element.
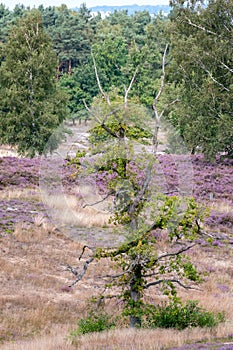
[0,1,233,349]
[0,0,232,158]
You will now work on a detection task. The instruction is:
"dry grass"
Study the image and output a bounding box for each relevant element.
[0,325,75,350]
[1,177,233,349]
[69,325,233,350]
[1,325,233,350]
[0,223,93,345]
[41,192,111,227]
[1,223,233,349]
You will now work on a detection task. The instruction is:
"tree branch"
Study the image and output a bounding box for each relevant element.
[152,44,169,151]
[79,245,93,260]
[82,191,114,208]
[144,278,200,290]
[183,16,219,36]
[153,44,168,108]
[199,60,230,91]
[124,67,138,107]
[91,51,111,106]
[128,162,153,218]
[159,98,180,119]
[67,256,94,287]
[83,99,119,138]
[101,269,131,279]
[156,243,197,262]
[220,60,233,74]
[24,33,32,51]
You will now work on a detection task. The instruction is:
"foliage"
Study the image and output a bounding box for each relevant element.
[89,121,152,145]
[145,300,225,329]
[66,149,87,169]
[88,93,153,144]
[92,194,205,328]
[168,0,233,159]
[69,311,116,337]
[58,73,90,123]
[0,10,69,156]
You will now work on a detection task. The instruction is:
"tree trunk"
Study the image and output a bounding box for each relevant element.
[129,264,142,328]
[68,58,72,75]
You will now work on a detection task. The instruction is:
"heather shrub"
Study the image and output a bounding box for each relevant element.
[145,300,224,330]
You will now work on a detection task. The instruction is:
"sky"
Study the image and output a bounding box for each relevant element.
[4,0,169,10]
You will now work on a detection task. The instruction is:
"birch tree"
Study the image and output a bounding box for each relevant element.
[0,10,68,156]
[168,0,233,159]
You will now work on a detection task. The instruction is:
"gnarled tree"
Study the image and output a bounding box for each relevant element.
[66,47,207,327]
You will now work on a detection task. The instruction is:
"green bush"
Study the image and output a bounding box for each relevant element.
[146,300,224,330]
[69,311,116,338]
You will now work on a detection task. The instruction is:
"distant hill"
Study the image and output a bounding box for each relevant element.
[74,4,171,16]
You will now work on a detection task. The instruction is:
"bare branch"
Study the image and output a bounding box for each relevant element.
[145,278,200,290]
[100,123,119,139]
[153,44,168,108]
[66,264,79,276]
[83,99,119,138]
[126,55,177,216]
[83,99,102,124]
[101,269,131,279]
[82,191,114,208]
[152,44,169,151]
[79,245,93,260]
[124,67,138,107]
[102,256,141,279]
[159,98,180,119]
[203,51,233,74]
[91,51,111,106]
[143,272,159,278]
[220,61,233,74]
[24,33,32,51]
[67,256,94,288]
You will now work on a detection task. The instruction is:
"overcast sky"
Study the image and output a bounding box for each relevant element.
[4,0,169,10]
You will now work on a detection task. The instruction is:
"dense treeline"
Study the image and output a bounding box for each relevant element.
[0,1,232,158]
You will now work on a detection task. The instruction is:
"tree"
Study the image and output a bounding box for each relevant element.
[39,5,58,29]
[46,4,96,74]
[0,4,14,43]
[66,49,207,328]
[0,10,68,157]
[58,73,90,124]
[168,0,233,159]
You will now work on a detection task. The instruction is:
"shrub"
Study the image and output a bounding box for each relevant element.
[145,300,224,330]
[69,311,116,338]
